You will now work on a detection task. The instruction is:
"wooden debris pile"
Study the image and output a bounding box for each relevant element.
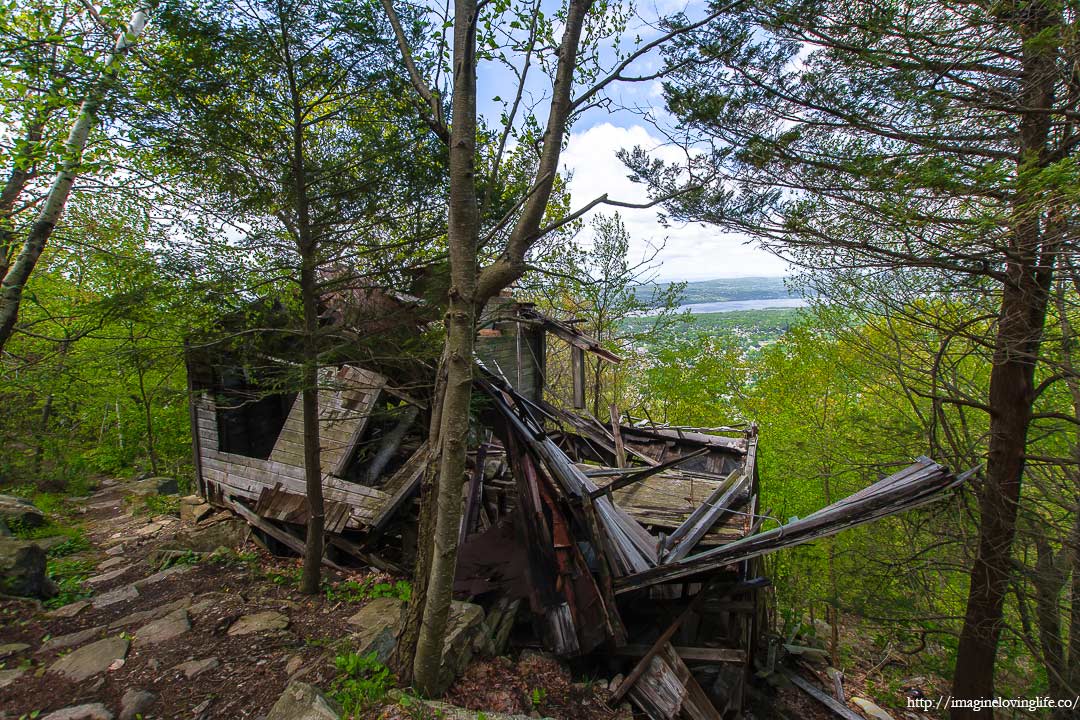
[446,373,967,719]
[186,318,969,718]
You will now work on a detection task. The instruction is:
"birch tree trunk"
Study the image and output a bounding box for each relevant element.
[0,7,150,353]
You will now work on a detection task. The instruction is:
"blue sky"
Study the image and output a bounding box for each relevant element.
[473,1,792,282]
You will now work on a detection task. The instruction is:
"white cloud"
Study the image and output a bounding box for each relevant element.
[560,122,790,281]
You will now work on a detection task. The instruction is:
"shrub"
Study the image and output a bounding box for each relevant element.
[331,651,394,715]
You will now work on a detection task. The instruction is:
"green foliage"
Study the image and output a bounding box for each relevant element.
[325,578,412,604]
[623,308,803,354]
[139,494,180,517]
[43,530,90,558]
[0,198,201,488]
[330,651,394,714]
[203,547,258,567]
[45,557,94,609]
[265,565,305,588]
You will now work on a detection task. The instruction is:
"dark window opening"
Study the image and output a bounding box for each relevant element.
[214,366,296,459]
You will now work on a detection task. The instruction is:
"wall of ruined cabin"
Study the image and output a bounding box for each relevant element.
[475,299,545,402]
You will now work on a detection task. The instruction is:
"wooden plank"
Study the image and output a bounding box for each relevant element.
[664,472,749,562]
[612,645,746,664]
[367,442,429,534]
[610,404,626,469]
[585,448,710,500]
[223,496,347,571]
[200,457,383,522]
[610,585,712,703]
[786,672,865,720]
[615,462,966,592]
[203,451,390,501]
[627,646,686,720]
[571,347,586,409]
[460,444,487,545]
[268,365,387,477]
[255,485,352,533]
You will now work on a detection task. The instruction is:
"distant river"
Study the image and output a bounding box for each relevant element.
[678,298,809,314]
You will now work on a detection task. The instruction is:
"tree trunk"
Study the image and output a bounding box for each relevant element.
[33,337,69,475]
[299,258,324,595]
[392,362,445,685]
[0,8,149,354]
[949,6,1059,712]
[401,0,593,692]
[279,10,324,596]
[411,0,481,692]
[413,305,477,693]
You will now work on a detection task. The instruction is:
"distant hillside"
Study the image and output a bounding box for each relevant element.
[639,277,794,307]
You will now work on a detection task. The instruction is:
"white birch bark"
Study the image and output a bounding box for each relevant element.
[0,6,151,351]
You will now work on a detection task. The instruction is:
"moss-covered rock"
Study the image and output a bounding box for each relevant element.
[0,538,56,597]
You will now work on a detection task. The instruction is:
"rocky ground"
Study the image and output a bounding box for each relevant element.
[0,479,417,720]
[0,477,899,720]
[0,479,630,720]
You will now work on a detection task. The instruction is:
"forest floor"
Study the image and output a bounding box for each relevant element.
[0,477,921,720]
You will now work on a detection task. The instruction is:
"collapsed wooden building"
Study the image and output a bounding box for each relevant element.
[184,292,968,719]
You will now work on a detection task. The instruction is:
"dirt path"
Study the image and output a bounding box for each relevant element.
[0,479,388,720]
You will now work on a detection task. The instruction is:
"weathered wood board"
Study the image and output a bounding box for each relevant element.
[588,466,748,545]
[269,365,387,476]
[195,385,391,529]
[255,484,352,533]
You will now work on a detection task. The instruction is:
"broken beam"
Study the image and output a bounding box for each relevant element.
[612,645,746,663]
[585,447,711,500]
[786,672,865,720]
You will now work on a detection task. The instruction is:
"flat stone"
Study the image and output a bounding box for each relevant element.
[132,520,171,537]
[109,595,192,629]
[47,599,91,618]
[134,608,190,647]
[173,657,219,679]
[42,625,105,652]
[119,688,156,720]
[437,601,489,693]
[92,584,139,609]
[86,565,132,585]
[180,496,213,524]
[160,517,247,555]
[852,697,896,720]
[346,597,404,664]
[266,681,342,720]
[0,667,26,688]
[50,636,129,682]
[97,556,126,571]
[285,654,304,676]
[134,563,193,589]
[105,544,125,557]
[0,642,30,658]
[41,703,113,720]
[188,599,215,616]
[227,610,289,636]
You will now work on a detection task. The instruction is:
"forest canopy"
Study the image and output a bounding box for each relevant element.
[0,0,1077,718]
